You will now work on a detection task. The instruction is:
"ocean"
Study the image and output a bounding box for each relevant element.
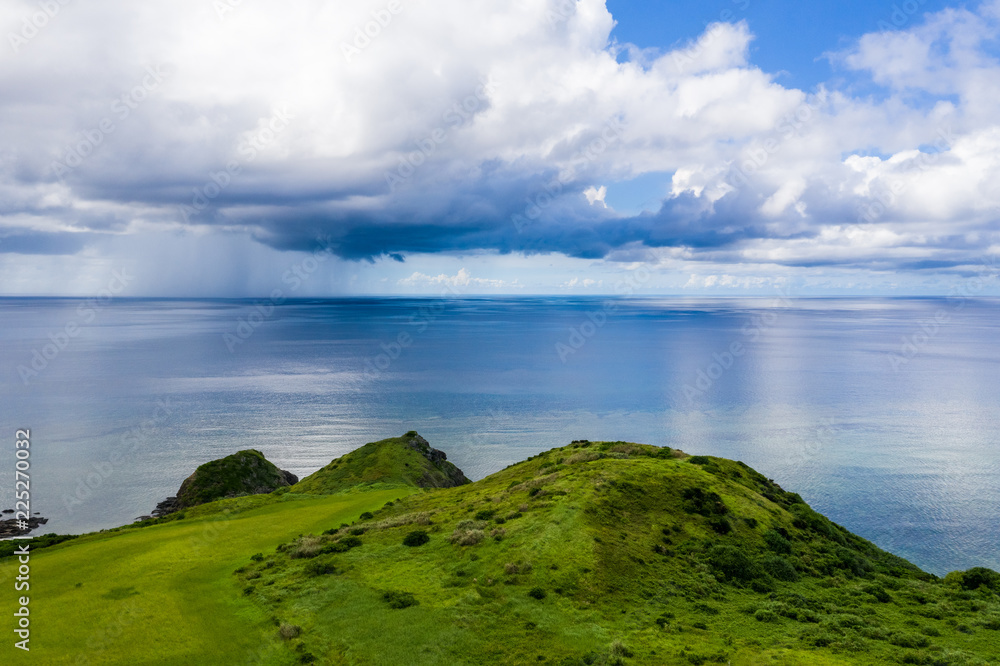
[1,296,997,576]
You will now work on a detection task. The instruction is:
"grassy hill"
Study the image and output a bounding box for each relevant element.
[3,436,999,665]
[165,448,298,511]
[236,440,1000,665]
[291,432,470,494]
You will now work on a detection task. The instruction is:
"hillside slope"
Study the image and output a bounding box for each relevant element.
[292,432,470,494]
[245,440,1000,665]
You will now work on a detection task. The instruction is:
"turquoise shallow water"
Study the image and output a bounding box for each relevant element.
[1,296,997,576]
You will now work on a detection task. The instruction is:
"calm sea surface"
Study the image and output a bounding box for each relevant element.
[1,297,997,576]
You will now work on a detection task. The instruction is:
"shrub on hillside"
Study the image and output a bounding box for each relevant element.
[358,511,374,520]
[565,451,602,464]
[951,567,1000,591]
[474,508,496,521]
[707,545,761,583]
[761,555,799,582]
[709,517,732,535]
[304,558,338,576]
[834,546,873,577]
[862,584,892,603]
[278,623,301,640]
[763,529,792,555]
[372,511,432,530]
[693,603,720,616]
[682,487,728,517]
[321,536,362,554]
[608,640,633,660]
[290,537,324,559]
[505,562,532,575]
[528,587,547,600]
[449,528,485,546]
[402,530,430,547]
[382,590,418,609]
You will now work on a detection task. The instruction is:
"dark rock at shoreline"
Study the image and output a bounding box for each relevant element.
[0,516,48,538]
[151,497,180,518]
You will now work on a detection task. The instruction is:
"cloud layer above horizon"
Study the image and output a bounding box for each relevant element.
[1,0,999,294]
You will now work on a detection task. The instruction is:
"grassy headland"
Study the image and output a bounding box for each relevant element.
[2,435,998,665]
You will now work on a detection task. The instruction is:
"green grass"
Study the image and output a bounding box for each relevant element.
[1,488,414,665]
[246,440,1000,664]
[3,436,999,665]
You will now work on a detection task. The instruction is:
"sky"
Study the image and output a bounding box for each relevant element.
[1,0,999,296]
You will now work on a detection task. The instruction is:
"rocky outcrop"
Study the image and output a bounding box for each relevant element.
[151,450,297,516]
[404,432,471,487]
[0,515,47,538]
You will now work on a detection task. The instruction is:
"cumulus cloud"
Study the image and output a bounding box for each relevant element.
[560,277,602,289]
[398,267,516,290]
[584,185,608,208]
[684,274,791,290]
[0,0,998,293]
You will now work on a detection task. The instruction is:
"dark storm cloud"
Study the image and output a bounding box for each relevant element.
[0,0,998,285]
[0,230,94,255]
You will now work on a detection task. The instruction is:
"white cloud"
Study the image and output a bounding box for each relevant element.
[397,267,516,290]
[583,185,607,207]
[684,274,791,290]
[0,0,998,294]
[560,276,603,289]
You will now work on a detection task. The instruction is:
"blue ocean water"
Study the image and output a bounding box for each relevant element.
[1,296,997,576]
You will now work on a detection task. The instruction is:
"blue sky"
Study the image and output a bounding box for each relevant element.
[0,0,998,296]
[608,0,957,89]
